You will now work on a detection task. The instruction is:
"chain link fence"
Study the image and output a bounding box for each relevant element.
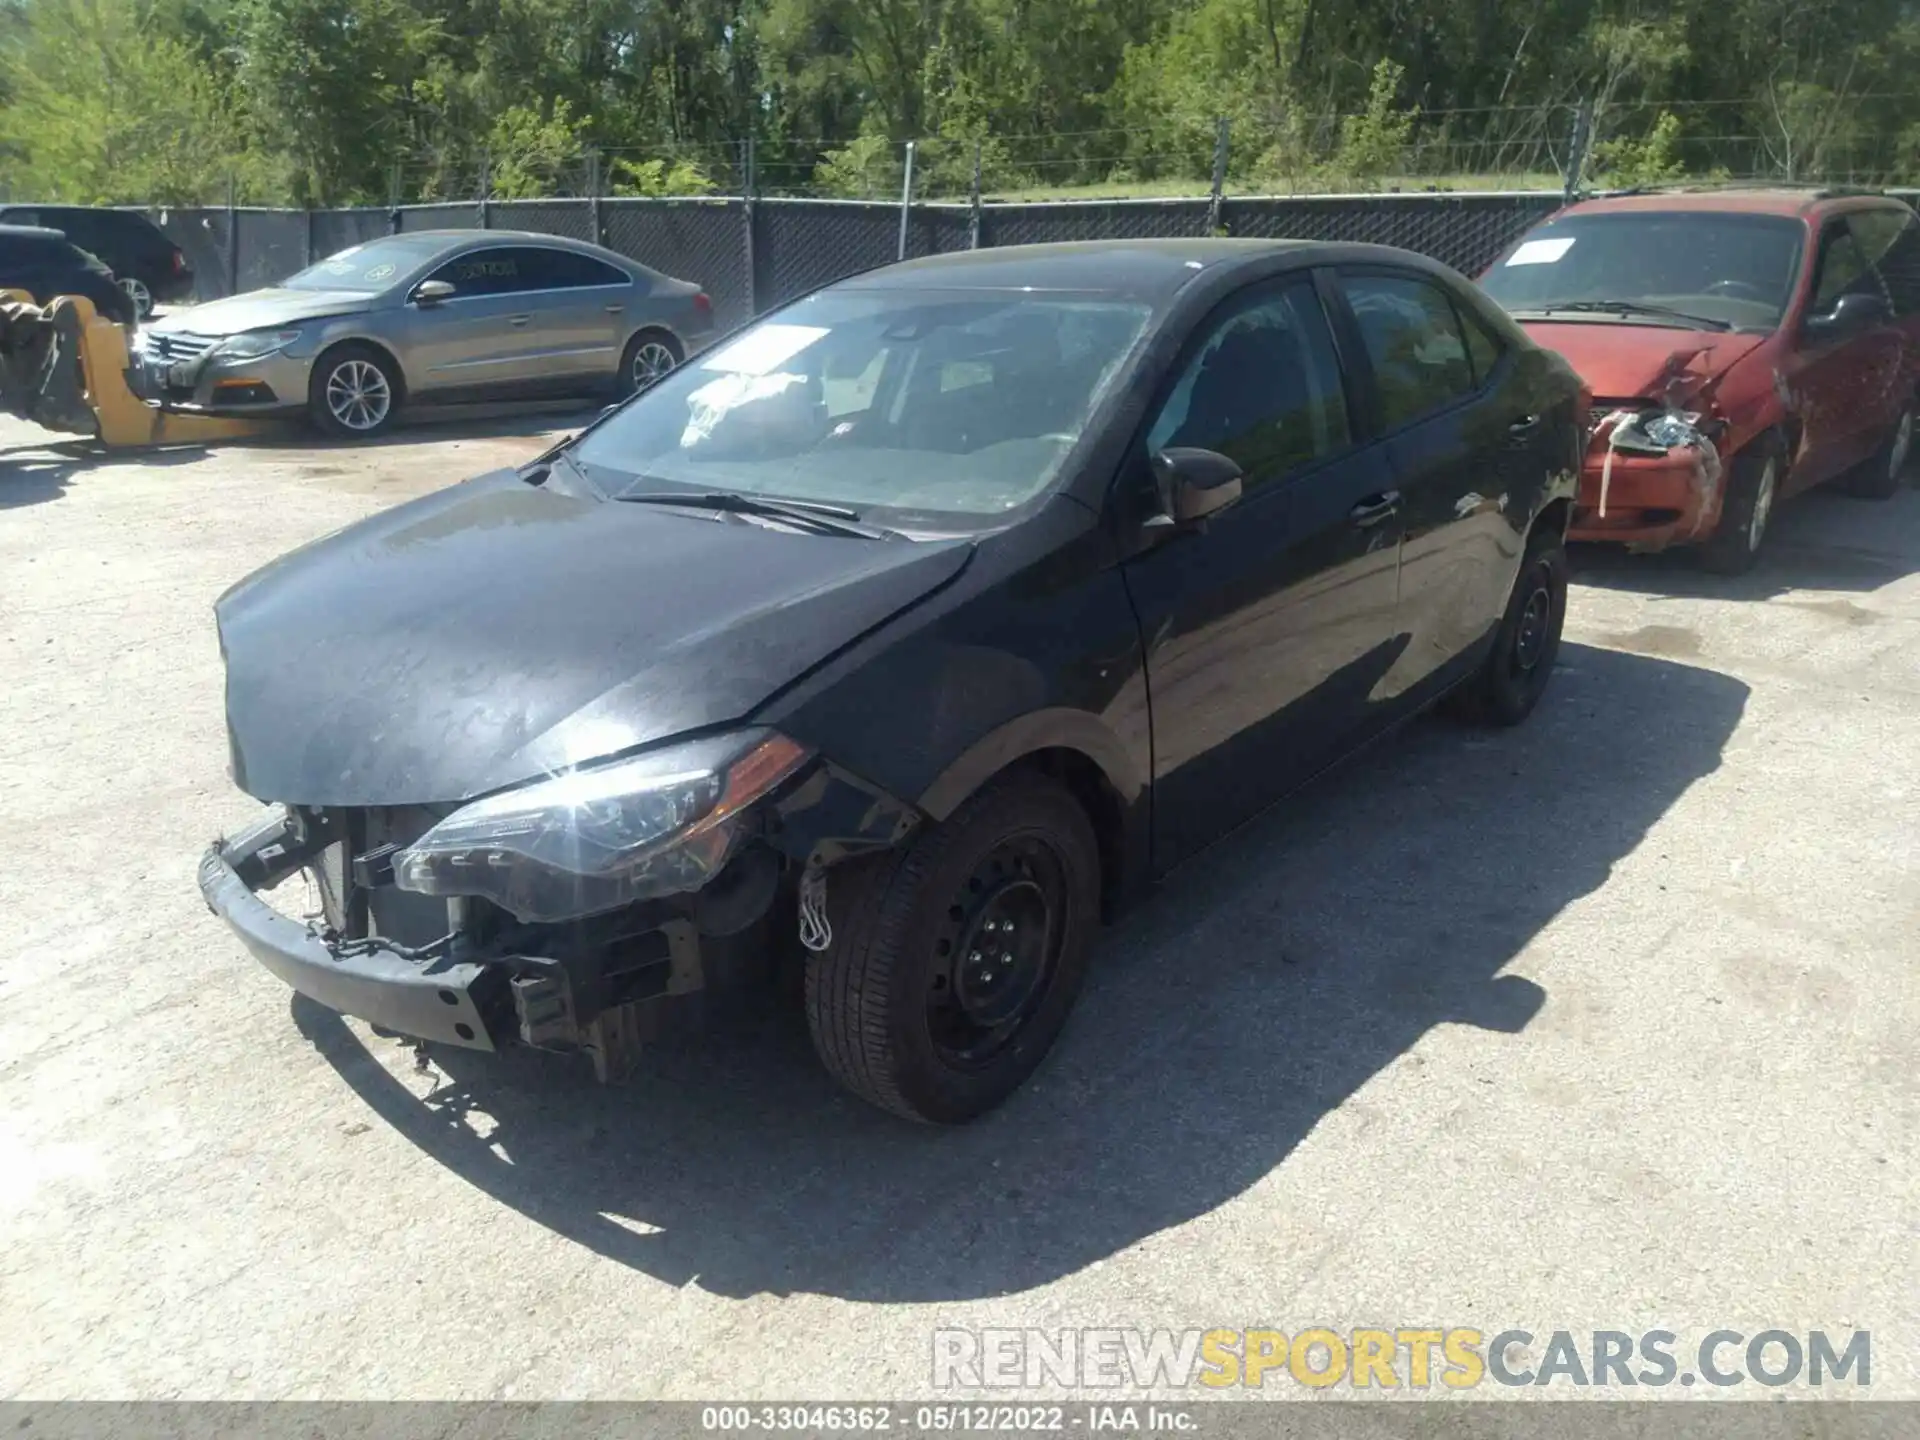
[148,189,1582,323]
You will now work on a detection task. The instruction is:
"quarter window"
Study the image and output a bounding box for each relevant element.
[1343,273,1477,430]
[1147,281,1350,488]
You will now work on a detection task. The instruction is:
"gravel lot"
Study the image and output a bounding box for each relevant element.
[2,411,1916,1402]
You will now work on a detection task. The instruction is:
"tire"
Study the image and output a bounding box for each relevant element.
[618,329,683,398]
[1700,444,1782,575]
[308,342,401,439]
[804,773,1101,1124]
[1455,529,1568,727]
[1847,403,1913,501]
[119,276,154,321]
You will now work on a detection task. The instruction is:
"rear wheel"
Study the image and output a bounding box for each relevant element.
[1848,403,1913,500]
[119,276,154,321]
[805,775,1100,1124]
[308,343,400,439]
[1700,447,1780,574]
[1455,529,1567,726]
[619,329,683,398]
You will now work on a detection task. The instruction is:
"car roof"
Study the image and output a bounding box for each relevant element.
[1561,188,1910,220]
[398,228,623,254]
[0,224,73,242]
[838,238,1348,299]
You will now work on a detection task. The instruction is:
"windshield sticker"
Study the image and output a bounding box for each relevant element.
[363,263,396,283]
[1506,237,1576,266]
[701,324,829,376]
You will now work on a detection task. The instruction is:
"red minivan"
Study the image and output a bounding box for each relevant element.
[1481,189,1920,571]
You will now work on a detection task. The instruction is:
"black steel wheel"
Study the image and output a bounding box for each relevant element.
[1455,528,1567,726]
[805,773,1100,1124]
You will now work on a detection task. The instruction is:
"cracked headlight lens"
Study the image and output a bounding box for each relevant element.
[392,729,812,922]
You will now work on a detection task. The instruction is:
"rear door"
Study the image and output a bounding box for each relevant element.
[1787,216,1897,492]
[524,247,630,384]
[1118,273,1402,867]
[1332,267,1539,704]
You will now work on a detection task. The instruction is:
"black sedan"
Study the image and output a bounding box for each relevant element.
[200,239,1584,1124]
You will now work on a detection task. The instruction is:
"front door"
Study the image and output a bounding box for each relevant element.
[1786,219,1898,493]
[403,244,561,397]
[1117,275,1403,869]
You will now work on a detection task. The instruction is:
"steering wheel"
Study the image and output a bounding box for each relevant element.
[1706,279,1766,300]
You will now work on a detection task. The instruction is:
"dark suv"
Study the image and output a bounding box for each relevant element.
[0,206,193,319]
[0,225,136,325]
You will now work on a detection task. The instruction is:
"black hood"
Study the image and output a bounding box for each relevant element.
[217,471,971,805]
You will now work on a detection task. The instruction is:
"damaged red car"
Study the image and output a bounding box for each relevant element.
[1482,189,1920,571]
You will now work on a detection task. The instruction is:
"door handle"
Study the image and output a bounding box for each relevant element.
[507,314,531,327]
[1508,413,1542,436]
[604,304,625,315]
[1349,491,1402,527]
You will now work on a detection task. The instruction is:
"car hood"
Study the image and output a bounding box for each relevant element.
[153,287,371,335]
[1513,322,1767,404]
[216,472,973,806]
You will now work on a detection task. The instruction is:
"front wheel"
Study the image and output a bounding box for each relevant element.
[308,343,401,439]
[1455,530,1567,726]
[805,775,1101,1124]
[618,329,683,398]
[1700,448,1780,575]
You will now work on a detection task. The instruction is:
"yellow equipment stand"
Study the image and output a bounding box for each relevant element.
[3,289,277,448]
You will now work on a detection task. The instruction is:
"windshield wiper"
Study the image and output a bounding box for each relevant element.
[615,489,890,539]
[1526,300,1731,332]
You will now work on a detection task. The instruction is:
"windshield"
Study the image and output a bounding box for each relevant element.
[283,236,451,292]
[570,290,1153,528]
[1482,212,1805,330]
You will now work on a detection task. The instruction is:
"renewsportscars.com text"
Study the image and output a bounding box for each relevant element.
[931,1327,1871,1391]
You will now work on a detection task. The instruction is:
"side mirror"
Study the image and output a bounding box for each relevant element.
[412,279,456,306]
[1147,446,1244,529]
[1804,289,1889,343]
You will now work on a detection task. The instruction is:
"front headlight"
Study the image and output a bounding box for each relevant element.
[216,329,303,360]
[391,730,812,922]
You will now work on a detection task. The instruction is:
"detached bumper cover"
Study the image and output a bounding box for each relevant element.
[198,808,496,1050]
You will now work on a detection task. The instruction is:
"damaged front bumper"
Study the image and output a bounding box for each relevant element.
[1569,407,1726,550]
[198,760,919,1074]
[198,808,501,1050]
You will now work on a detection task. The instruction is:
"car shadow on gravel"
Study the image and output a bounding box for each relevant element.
[1571,480,1920,601]
[298,640,1747,1302]
[1,441,204,507]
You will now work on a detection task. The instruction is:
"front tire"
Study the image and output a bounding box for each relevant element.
[805,774,1101,1124]
[1456,529,1567,726]
[308,343,401,439]
[120,276,154,321]
[1700,446,1781,574]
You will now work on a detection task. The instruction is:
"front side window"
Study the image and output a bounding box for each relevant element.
[1850,208,1920,317]
[1344,273,1476,431]
[423,246,553,298]
[570,290,1152,527]
[1810,225,1883,314]
[1146,281,1350,488]
[1482,211,1804,330]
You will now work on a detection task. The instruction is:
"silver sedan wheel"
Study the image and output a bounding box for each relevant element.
[632,340,679,389]
[120,276,152,318]
[325,359,392,433]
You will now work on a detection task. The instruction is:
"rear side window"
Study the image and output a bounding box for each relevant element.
[1343,272,1477,430]
[1147,280,1351,489]
[1849,207,1920,317]
[545,249,629,288]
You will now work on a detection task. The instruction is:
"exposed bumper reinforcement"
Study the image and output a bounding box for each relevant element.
[198,808,497,1051]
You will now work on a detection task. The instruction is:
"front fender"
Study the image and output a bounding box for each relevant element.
[916,707,1144,821]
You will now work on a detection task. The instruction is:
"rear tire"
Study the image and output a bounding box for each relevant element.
[1700,445,1781,574]
[804,774,1101,1124]
[618,329,683,398]
[308,343,401,439]
[1847,403,1913,501]
[1456,529,1567,727]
